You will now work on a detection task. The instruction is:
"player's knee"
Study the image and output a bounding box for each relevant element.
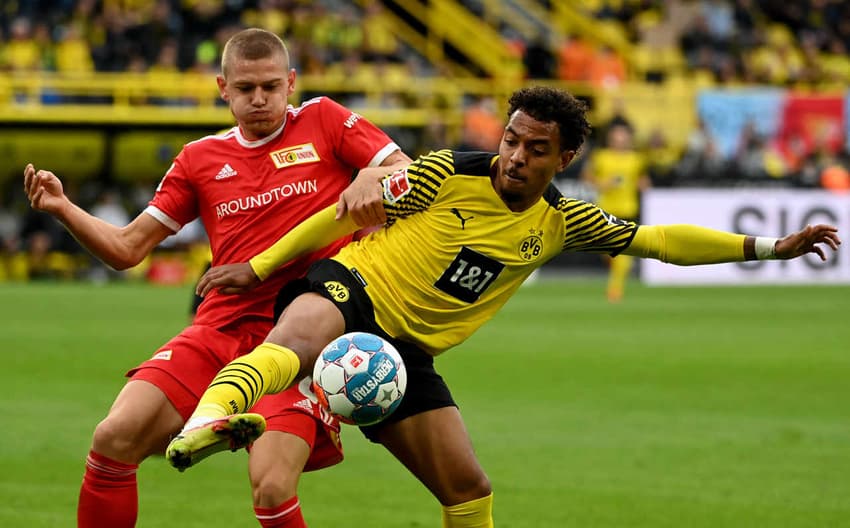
[91,416,150,463]
[465,474,493,501]
[250,468,298,508]
[444,472,492,505]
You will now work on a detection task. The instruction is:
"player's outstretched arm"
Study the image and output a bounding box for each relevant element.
[23,163,172,269]
[624,223,840,265]
[336,150,412,226]
[197,203,360,297]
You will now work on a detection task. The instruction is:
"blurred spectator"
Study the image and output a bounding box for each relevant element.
[733,121,786,181]
[700,0,735,45]
[593,97,632,147]
[90,188,130,228]
[457,95,504,152]
[92,4,136,71]
[0,192,25,281]
[820,164,850,193]
[588,45,627,89]
[18,209,81,280]
[55,23,94,74]
[361,1,400,62]
[241,0,290,36]
[3,17,41,71]
[644,128,681,187]
[680,13,716,71]
[523,37,555,79]
[581,123,649,302]
[133,0,183,67]
[556,33,594,82]
[796,136,849,188]
[311,5,363,63]
[746,25,805,85]
[675,117,727,183]
[731,0,763,49]
[150,36,180,74]
[819,37,850,86]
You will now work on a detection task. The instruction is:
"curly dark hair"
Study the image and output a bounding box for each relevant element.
[507,86,591,152]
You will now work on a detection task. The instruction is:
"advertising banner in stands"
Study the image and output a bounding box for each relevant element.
[775,94,845,163]
[641,189,850,285]
[696,89,784,158]
[697,90,847,168]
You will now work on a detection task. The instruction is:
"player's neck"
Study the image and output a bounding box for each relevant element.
[490,173,539,213]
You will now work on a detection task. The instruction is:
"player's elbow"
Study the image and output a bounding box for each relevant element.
[107,223,163,269]
[107,254,140,271]
[105,244,149,270]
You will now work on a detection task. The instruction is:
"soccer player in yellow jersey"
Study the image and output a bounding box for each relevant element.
[166,86,840,528]
[582,122,651,302]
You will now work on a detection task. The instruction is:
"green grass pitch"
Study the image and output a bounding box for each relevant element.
[1,278,849,527]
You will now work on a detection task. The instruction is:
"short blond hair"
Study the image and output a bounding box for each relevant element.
[220,28,289,78]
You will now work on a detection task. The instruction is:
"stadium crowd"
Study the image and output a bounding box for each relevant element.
[2,0,849,282]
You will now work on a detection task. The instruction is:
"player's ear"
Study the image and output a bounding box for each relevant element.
[216,76,229,101]
[286,68,297,97]
[559,150,576,171]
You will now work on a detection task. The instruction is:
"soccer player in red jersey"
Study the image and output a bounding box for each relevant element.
[24,28,410,528]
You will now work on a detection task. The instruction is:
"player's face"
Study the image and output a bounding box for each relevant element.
[495,110,574,212]
[217,53,295,141]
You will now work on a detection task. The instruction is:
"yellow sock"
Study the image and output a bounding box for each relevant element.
[607,254,633,301]
[442,493,493,528]
[189,343,301,421]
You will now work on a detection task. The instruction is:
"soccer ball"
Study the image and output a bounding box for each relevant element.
[312,332,407,426]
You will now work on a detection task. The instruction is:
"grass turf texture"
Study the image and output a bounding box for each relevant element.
[1,279,848,527]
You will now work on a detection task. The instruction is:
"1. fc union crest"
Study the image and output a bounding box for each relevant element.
[518,229,544,261]
[270,143,320,169]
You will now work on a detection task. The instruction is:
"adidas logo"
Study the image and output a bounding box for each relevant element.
[294,399,313,412]
[215,163,238,180]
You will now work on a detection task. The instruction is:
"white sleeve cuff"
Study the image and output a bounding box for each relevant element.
[144,206,181,233]
[367,142,401,167]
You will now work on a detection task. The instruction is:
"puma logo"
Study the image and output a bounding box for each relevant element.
[450,208,474,229]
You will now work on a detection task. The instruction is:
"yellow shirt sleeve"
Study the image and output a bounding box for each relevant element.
[624,225,747,265]
[249,204,359,280]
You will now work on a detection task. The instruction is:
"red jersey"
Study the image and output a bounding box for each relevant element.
[145,96,398,328]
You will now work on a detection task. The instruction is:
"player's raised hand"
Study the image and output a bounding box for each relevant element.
[196,262,260,297]
[775,224,841,261]
[336,166,388,227]
[24,163,68,214]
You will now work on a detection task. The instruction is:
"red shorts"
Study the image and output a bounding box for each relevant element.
[250,377,343,472]
[128,321,343,472]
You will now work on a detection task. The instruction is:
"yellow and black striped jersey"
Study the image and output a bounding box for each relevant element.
[587,149,646,219]
[332,149,638,355]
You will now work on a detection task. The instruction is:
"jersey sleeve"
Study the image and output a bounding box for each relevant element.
[144,151,198,232]
[381,149,453,222]
[319,97,399,168]
[560,198,638,256]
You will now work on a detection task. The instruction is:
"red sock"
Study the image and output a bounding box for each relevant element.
[77,450,139,528]
[254,496,307,528]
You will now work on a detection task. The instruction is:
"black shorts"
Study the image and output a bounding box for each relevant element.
[273,258,457,442]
